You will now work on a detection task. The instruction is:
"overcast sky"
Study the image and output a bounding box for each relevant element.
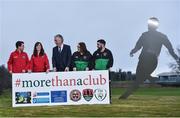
[0,0,180,75]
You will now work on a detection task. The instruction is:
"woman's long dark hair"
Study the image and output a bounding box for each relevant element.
[79,42,88,54]
[33,42,45,56]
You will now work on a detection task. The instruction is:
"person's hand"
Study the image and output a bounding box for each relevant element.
[22,70,26,73]
[28,70,32,73]
[130,50,134,57]
[85,67,89,71]
[46,69,50,73]
[53,67,57,72]
[73,67,77,71]
[9,71,12,74]
[65,67,69,71]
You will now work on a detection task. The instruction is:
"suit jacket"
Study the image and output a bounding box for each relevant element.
[52,44,72,71]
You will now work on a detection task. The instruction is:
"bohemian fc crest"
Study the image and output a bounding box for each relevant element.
[103,52,107,56]
[94,89,107,101]
[70,89,81,102]
[83,89,93,102]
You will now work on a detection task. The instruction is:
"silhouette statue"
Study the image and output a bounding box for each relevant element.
[119,17,179,99]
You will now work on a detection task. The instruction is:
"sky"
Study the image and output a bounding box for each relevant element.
[0,0,180,76]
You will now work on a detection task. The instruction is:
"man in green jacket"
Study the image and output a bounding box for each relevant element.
[92,39,114,70]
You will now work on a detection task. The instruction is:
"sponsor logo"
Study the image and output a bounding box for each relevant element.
[51,91,67,103]
[83,89,93,102]
[94,89,107,101]
[15,92,31,104]
[70,89,81,102]
[33,92,49,97]
[13,56,18,59]
[33,98,50,103]
[32,92,50,104]
[22,56,26,59]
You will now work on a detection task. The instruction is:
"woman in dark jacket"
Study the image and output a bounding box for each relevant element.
[72,42,92,71]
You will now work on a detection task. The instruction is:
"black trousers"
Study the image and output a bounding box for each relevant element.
[0,80,2,95]
[120,53,158,99]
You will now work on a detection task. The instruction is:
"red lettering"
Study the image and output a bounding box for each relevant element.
[100,74,106,85]
[70,79,76,86]
[56,76,62,86]
[63,79,69,86]
[83,78,88,85]
[52,78,55,86]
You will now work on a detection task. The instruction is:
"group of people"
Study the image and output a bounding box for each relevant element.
[7,17,180,99]
[7,34,114,73]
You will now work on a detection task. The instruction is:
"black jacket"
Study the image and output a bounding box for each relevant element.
[71,51,92,70]
[92,48,114,70]
[52,44,72,71]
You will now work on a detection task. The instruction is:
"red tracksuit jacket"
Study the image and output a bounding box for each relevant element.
[30,54,50,72]
[7,50,29,73]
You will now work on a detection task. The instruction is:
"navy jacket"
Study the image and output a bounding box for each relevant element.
[52,44,72,71]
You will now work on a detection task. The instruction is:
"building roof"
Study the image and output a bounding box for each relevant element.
[157,72,180,76]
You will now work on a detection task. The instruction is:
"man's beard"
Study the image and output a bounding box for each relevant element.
[98,47,102,51]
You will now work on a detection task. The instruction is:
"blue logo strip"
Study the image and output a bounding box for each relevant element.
[33,98,50,103]
[36,92,49,96]
[51,91,67,103]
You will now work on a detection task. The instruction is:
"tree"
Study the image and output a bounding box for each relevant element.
[0,65,12,95]
[169,47,180,73]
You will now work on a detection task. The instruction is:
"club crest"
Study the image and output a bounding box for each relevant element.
[83,89,93,102]
[94,89,107,101]
[70,89,81,102]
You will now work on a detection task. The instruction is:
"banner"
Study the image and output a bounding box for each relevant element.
[12,70,110,107]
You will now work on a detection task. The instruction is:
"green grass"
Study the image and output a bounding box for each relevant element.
[0,87,180,117]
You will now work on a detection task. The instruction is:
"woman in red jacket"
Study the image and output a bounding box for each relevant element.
[29,42,50,73]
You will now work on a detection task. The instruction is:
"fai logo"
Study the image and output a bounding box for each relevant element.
[94,89,107,101]
[83,89,93,102]
[70,89,81,102]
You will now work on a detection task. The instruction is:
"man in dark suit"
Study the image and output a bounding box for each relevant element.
[52,34,72,72]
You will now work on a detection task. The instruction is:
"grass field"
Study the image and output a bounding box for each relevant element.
[0,87,180,117]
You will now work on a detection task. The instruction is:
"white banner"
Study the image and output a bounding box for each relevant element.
[12,70,110,107]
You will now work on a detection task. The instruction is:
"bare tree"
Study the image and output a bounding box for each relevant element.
[169,47,180,73]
